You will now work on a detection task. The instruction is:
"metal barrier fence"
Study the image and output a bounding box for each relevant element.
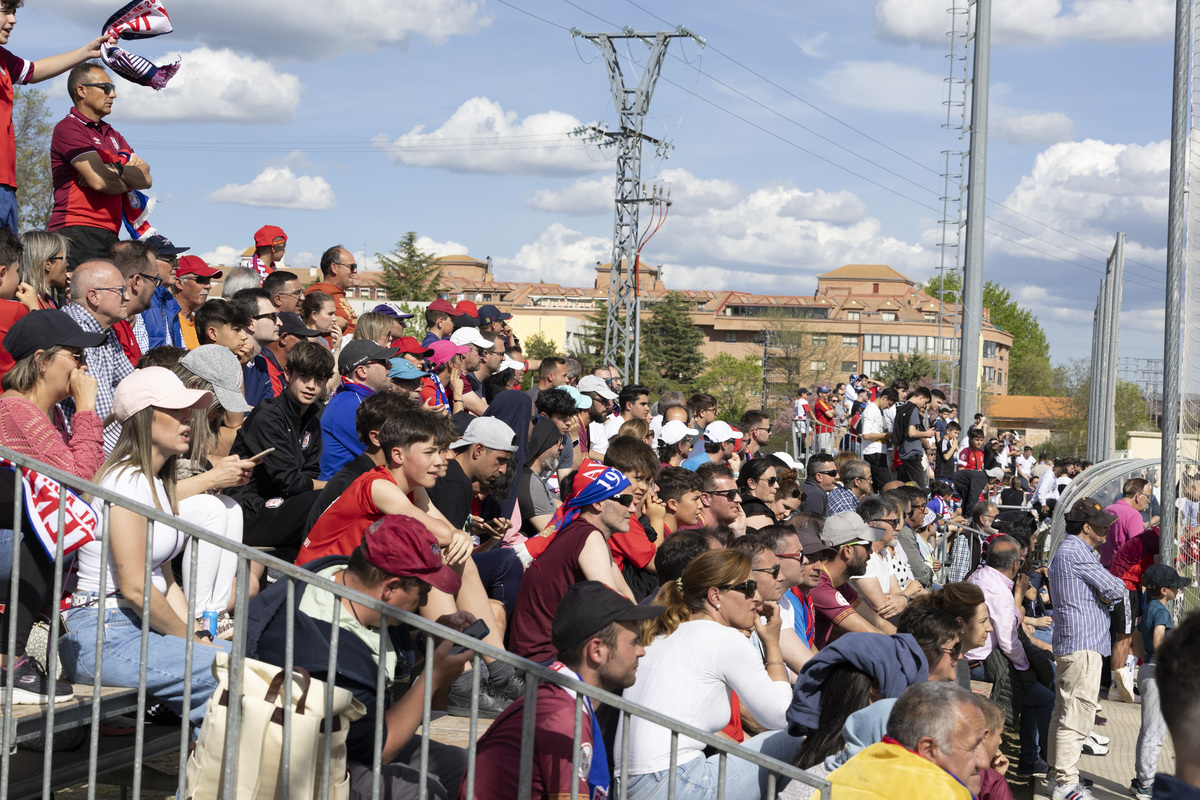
[0,444,831,800]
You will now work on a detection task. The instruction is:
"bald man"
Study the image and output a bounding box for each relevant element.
[62,259,133,452]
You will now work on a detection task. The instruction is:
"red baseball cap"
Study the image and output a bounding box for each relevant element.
[361,516,461,595]
[455,300,479,317]
[427,299,463,316]
[176,255,223,279]
[253,225,288,247]
[393,336,434,357]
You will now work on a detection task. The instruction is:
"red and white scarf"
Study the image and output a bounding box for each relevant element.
[0,459,98,559]
[100,0,180,90]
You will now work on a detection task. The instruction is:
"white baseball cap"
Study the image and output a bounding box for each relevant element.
[450,327,494,350]
[577,375,617,401]
[658,419,698,446]
[703,420,738,443]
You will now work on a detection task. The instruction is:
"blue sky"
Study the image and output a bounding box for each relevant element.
[14,0,1177,370]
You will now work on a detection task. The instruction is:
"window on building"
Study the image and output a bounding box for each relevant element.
[725,331,737,343]
[812,334,827,346]
[872,283,879,294]
[881,311,898,322]
[841,361,858,373]
[924,313,937,323]
[864,360,890,374]
[983,341,998,359]
[846,311,861,321]
[997,371,1004,386]
[983,366,996,383]
[842,334,858,347]
[810,361,827,372]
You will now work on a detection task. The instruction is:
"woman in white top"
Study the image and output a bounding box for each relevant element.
[617,549,798,800]
[62,368,234,729]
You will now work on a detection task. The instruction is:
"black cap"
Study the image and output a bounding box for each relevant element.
[1064,497,1118,529]
[551,581,664,651]
[278,312,322,338]
[478,304,512,326]
[4,309,107,360]
[143,234,189,257]
[338,339,399,375]
[1143,564,1192,590]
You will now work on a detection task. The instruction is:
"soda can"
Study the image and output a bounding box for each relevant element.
[202,610,219,637]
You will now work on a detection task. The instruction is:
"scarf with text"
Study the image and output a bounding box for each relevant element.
[100,0,180,90]
[0,459,98,559]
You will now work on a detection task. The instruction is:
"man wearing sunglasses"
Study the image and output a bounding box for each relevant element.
[230,288,282,406]
[169,256,222,350]
[49,63,152,270]
[810,512,896,648]
[800,452,838,516]
[307,245,359,336]
[107,239,158,366]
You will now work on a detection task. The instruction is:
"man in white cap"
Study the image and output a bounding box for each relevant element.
[680,420,739,472]
[576,374,618,458]
[656,419,697,468]
[427,417,519,538]
[449,326,494,415]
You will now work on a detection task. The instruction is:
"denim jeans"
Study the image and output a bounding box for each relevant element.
[622,729,801,800]
[0,528,14,582]
[60,602,230,729]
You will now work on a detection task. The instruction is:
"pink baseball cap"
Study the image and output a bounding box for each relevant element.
[113,367,213,423]
[428,339,469,366]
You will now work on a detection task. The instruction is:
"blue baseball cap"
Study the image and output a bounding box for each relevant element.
[389,360,429,381]
[373,303,414,320]
[554,385,592,410]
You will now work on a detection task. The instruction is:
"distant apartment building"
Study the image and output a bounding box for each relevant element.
[278,253,1014,394]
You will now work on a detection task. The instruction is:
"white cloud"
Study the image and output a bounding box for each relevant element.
[812,62,945,115]
[416,236,471,257]
[526,169,741,216]
[373,97,605,176]
[992,112,1075,145]
[114,48,301,124]
[492,223,610,286]
[994,138,1168,266]
[874,0,1174,46]
[779,189,869,224]
[195,245,243,269]
[794,31,830,58]
[207,165,336,210]
[51,0,487,59]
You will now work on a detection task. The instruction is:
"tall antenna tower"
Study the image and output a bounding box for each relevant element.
[936,0,971,395]
[573,27,700,379]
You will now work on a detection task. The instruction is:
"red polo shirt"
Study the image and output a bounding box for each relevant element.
[48,108,133,232]
[0,47,33,187]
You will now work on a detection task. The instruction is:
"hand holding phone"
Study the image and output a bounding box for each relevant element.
[449,619,490,655]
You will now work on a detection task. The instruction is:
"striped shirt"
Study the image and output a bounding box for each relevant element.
[60,303,132,454]
[1049,534,1127,656]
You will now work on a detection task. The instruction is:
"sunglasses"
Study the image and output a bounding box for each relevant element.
[717,579,758,599]
[253,312,279,322]
[608,494,635,507]
[764,477,778,487]
[333,261,358,273]
[180,276,212,285]
[774,552,807,562]
[708,489,740,501]
[753,565,781,579]
[135,272,162,288]
[80,81,116,94]
[815,469,838,477]
[942,642,964,660]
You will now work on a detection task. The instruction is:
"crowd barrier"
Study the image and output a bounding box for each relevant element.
[0,444,830,800]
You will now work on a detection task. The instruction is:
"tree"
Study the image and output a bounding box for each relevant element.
[376,232,443,301]
[875,353,936,387]
[14,85,52,231]
[524,331,559,360]
[758,310,842,401]
[1041,358,1157,457]
[919,273,1053,396]
[639,292,705,393]
[693,354,763,423]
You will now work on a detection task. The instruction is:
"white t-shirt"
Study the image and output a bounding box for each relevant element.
[856,550,894,594]
[589,420,610,456]
[76,467,185,597]
[1015,454,1036,479]
[617,619,791,776]
[794,398,810,423]
[860,402,884,455]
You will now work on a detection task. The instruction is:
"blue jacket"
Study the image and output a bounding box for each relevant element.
[142,286,181,348]
[1154,775,1200,800]
[318,380,374,480]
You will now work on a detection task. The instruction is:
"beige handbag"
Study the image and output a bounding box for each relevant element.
[185,651,366,800]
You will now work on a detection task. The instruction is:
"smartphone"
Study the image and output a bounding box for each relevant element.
[448,619,490,655]
[248,447,276,463]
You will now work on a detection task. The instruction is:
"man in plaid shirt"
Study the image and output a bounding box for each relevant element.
[60,260,132,453]
[1046,497,1127,800]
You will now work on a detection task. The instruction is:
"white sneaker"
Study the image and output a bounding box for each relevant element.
[1082,738,1109,756]
[1087,731,1110,747]
[1050,781,1097,800]
[1112,667,1136,703]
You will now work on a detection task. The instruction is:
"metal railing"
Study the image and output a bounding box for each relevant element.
[0,444,831,800]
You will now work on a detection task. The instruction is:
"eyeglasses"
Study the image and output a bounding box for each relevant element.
[180,276,212,285]
[717,579,758,599]
[55,349,86,367]
[333,261,358,273]
[753,565,781,579]
[708,489,740,501]
[608,494,635,507]
[93,286,127,299]
[279,288,305,299]
[752,427,770,434]
[476,347,492,357]
[80,82,116,94]
[135,272,162,288]
[910,504,926,513]
[942,642,964,660]
[253,312,279,322]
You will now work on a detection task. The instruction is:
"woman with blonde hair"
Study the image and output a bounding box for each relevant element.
[351,311,392,346]
[62,368,236,728]
[618,548,798,800]
[16,231,69,311]
[618,417,653,447]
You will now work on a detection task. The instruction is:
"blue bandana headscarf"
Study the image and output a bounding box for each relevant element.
[547,459,631,533]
